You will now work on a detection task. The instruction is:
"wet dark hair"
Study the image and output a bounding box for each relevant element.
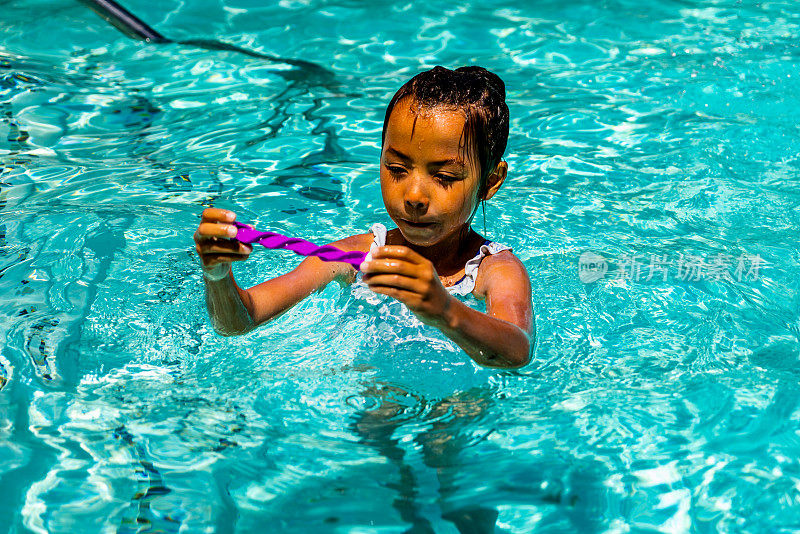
[381,65,509,198]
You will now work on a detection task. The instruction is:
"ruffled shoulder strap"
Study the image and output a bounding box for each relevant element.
[362,224,511,297]
[363,223,387,262]
[448,240,513,296]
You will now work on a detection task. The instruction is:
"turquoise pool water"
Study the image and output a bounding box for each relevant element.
[2,0,800,531]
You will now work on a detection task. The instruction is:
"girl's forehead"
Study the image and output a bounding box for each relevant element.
[389,99,465,128]
[385,100,469,150]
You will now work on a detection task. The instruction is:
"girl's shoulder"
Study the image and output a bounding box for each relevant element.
[318,232,374,286]
[472,247,530,299]
[331,232,375,254]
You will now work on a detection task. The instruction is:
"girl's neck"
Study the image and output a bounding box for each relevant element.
[387,224,485,277]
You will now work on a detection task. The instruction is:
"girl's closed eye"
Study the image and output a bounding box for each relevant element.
[384,162,407,176]
[433,164,467,184]
[383,154,466,187]
[433,172,460,187]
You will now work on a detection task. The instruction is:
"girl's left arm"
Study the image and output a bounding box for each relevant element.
[361,246,534,368]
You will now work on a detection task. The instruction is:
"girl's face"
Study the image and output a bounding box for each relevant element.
[380,99,482,247]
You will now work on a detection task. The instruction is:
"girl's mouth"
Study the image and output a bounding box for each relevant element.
[401,219,435,229]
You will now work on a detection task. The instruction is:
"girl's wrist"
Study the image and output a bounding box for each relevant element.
[203,262,231,282]
[426,294,458,330]
[441,294,459,330]
[415,294,456,329]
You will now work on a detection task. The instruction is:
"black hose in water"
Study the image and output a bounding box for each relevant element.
[78,0,334,82]
[78,0,170,43]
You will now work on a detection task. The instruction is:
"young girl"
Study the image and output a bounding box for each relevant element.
[194,66,534,369]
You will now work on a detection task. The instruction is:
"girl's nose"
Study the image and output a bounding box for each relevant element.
[404,173,429,212]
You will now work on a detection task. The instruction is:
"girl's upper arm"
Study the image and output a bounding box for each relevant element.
[474,251,534,337]
[244,233,371,327]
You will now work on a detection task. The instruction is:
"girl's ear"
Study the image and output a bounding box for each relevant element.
[482,161,508,201]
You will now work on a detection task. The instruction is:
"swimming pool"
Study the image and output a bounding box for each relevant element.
[2,0,799,531]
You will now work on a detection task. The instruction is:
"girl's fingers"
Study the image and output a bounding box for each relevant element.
[195,209,250,268]
[201,239,252,254]
[363,273,423,293]
[197,222,239,239]
[201,208,236,223]
[360,258,416,276]
[369,246,426,264]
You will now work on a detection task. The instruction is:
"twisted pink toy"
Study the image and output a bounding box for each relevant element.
[233,221,367,270]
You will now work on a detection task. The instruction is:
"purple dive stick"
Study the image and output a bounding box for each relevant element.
[232,221,367,270]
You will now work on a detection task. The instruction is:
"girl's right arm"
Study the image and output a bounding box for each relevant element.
[194,208,365,336]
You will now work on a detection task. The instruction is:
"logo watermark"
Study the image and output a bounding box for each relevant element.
[578,252,608,283]
[578,252,764,283]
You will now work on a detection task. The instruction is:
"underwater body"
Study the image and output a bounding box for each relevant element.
[1,0,800,532]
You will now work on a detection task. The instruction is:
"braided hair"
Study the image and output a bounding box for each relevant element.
[381,66,510,198]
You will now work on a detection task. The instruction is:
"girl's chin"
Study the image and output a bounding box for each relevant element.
[393,218,469,247]
[397,224,440,246]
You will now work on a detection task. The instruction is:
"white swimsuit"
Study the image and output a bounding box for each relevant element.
[343,223,513,397]
[363,223,512,296]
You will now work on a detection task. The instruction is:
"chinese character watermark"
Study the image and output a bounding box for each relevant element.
[578,251,764,283]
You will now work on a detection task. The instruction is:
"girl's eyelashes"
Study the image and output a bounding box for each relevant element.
[434,173,459,186]
[384,163,407,176]
[382,161,463,186]
[385,164,406,180]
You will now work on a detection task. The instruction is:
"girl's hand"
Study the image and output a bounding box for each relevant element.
[194,208,253,277]
[361,246,453,326]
